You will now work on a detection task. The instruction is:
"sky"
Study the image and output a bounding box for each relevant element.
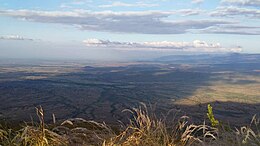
[0,0,259,61]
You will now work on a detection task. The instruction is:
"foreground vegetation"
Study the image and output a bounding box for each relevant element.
[0,104,259,146]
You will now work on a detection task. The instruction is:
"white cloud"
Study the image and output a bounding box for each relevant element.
[210,6,260,18]
[221,0,260,7]
[83,38,242,53]
[200,25,260,35]
[60,1,92,8]
[99,1,159,8]
[0,35,34,41]
[177,9,205,16]
[192,0,204,4]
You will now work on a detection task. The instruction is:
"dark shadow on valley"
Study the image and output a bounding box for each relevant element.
[0,63,259,127]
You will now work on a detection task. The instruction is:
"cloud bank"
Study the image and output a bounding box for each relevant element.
[221,0,260,7]
[0,9,234,35]
[211,6,260,18]
[83,39,242,53]
[99,2,158,8]
[0,8,258,35]
[200,25,260,35]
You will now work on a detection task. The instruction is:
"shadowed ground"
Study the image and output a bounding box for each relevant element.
[0,60,259,127]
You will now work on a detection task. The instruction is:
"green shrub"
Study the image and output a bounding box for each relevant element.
[207,104,219,127]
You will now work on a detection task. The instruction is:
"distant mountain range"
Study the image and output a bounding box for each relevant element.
[152,53,260,64]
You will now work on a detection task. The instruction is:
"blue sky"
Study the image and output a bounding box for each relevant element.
[0,0,259,60]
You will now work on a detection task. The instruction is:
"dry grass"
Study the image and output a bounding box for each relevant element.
[103,103,219,146]
[0,104,259,146]
[0,106,68,146]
